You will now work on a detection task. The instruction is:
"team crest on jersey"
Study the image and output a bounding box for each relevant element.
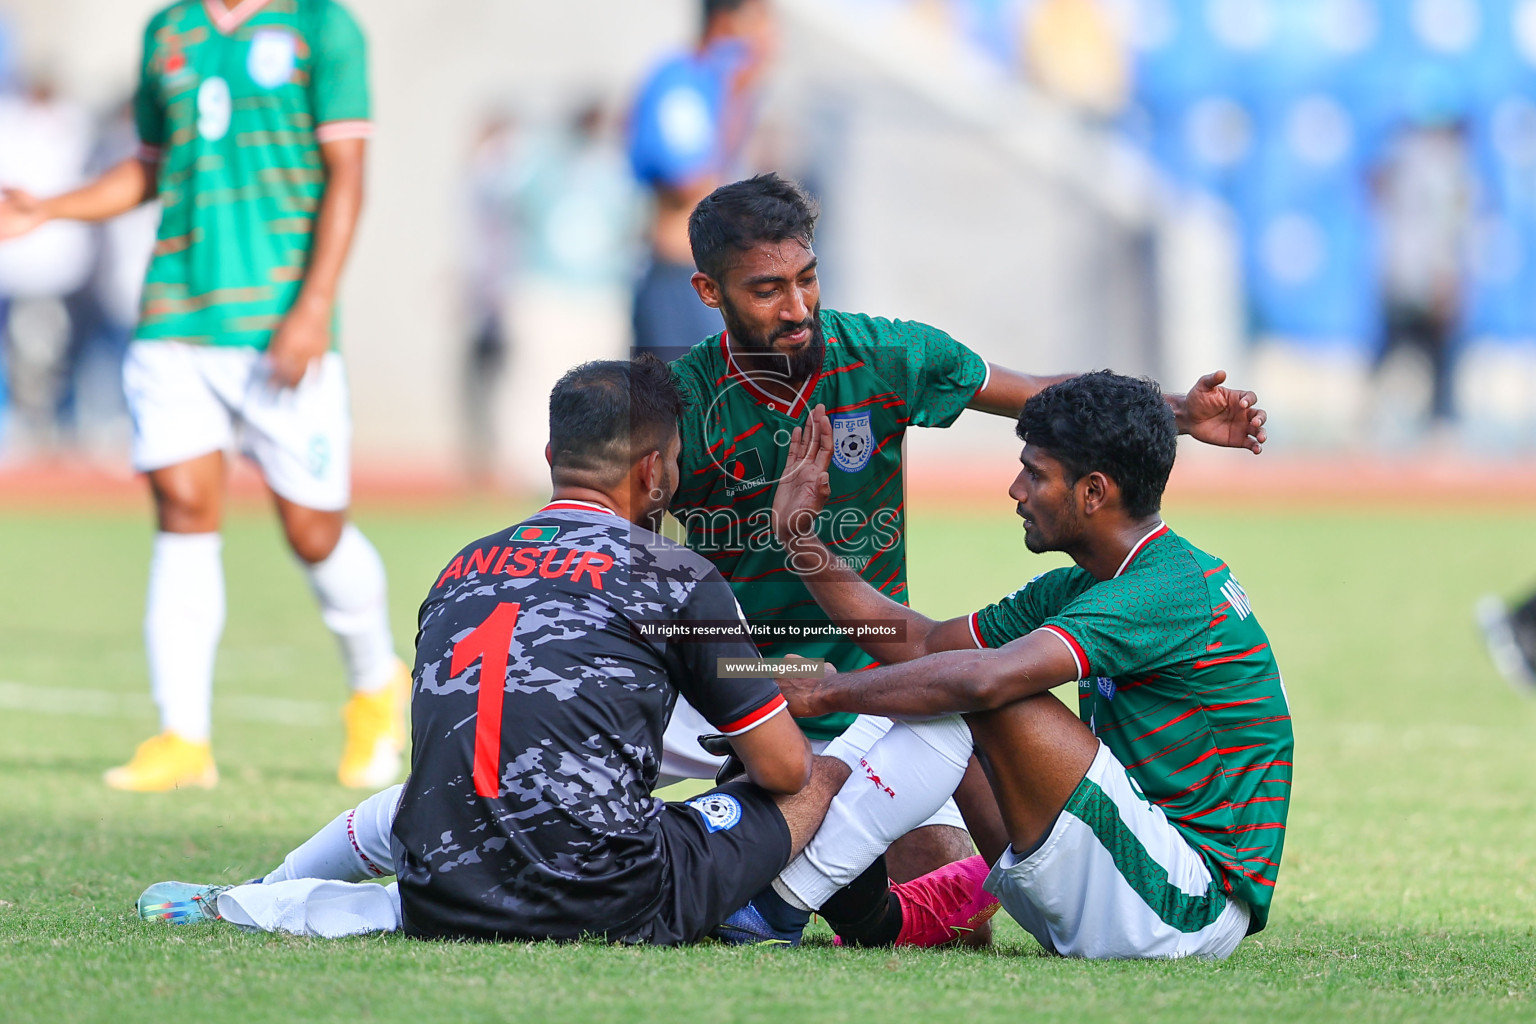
[686,793,743,833]
[831,411,874,473]
[248,29,297,89]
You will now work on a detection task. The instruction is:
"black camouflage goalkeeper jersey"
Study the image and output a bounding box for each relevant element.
[393,500,786,941]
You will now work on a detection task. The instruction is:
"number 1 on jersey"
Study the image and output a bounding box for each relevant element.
[449,602,522,797]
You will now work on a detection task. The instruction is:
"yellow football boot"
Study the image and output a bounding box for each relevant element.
[104,732,218,792]
[338,660,409,788]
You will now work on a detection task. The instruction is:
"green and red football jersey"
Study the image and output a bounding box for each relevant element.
[670,309,988,740]
[971,524,1293,931]
[134,0,371,348]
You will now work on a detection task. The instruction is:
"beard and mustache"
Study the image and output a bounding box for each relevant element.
[1019,497,1084,555]
[720,297,826,382]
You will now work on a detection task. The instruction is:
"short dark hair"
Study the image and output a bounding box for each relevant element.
[548,355,685,480]
[702,0,754,24]
[688,173,818,281]
[1016,371,1176,519]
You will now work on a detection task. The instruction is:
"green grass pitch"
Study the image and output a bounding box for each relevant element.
[2,496,1535,1023]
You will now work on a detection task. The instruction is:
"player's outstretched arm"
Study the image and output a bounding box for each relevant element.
[0,156,158,240]
[969,364,1267,454]
[778,628,1079,719]
[266,138,366,388]
[966,365,1074,417]
[772,406,981,663]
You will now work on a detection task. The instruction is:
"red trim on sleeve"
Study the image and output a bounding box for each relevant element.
[967,611,987,649]
[1041,624,1090,679]
[718,693,788,736]
[316,120,374,144]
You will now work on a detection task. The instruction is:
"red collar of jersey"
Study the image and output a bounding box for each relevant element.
[1114,522,1169,578]
[720,332,824,419]
[538,499,619,517]
[204,0,273,34]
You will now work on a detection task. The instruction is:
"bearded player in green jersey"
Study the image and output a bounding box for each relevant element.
[714,371,1292,956]
[0,0,407,792]
[658,174,1268,902]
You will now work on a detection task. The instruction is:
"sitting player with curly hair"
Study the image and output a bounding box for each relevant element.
[723,372,1294,959]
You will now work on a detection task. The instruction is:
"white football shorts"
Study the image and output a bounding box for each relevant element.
[659,697,966,831]
[984,741,1251,960]
[123,340,352,511]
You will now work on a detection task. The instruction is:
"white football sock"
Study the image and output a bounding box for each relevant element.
[778,715,975,910]
[218,879,401,937]
[263,783,403,883]
[303,523,397,693]
[146,532,225,743]
[821,714,898,769]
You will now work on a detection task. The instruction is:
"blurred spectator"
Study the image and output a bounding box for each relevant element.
[520,103,643,290]
[489,102,644,492]
[1096,0,1536,445]
[1371,121,1474,425]
[460,110,521,485]
[0,73,94,453]
[626,0,777,361]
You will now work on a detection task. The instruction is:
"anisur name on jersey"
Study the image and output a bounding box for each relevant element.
[434,546,615,591]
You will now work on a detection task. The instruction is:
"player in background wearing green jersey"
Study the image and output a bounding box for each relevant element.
[715,372,1292,957]
[0,0,408,792]
[658,174,1268,913]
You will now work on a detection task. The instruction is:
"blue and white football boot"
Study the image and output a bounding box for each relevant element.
[137,881,235,925]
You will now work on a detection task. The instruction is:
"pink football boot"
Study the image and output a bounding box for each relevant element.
[891,854,1000,947]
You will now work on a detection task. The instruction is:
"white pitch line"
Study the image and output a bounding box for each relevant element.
[0,681,336,726]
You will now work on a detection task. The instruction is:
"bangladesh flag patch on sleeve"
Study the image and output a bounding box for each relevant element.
[510,525,561,543]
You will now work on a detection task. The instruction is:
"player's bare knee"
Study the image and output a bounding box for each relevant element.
[777,754,851,857]
[794,753,851,807]
[966,691,1091,754]
[281,508,346,564]
[814,751,851,787]
[150,475,221,533]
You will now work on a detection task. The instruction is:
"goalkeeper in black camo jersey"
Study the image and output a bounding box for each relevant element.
[136,358,852,944]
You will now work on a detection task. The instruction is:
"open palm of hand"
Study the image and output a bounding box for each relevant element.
[771,404,834,545]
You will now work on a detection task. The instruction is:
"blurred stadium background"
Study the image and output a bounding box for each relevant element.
[7,0,1536,498]
[5,4,1536,1014]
